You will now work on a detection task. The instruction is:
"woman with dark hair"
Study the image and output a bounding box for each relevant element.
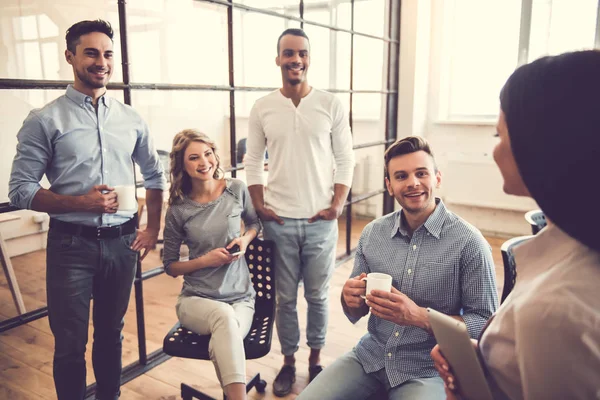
[163,129,260,400]
[431,50,600,399]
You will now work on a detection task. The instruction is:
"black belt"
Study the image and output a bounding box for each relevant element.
[49,217,137,240]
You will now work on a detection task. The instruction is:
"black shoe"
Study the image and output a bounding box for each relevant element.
[308,365,323,382]
[273,365,296,397]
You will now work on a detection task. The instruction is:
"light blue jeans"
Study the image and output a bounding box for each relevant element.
[262,217,338,356]
[297,349,445,400]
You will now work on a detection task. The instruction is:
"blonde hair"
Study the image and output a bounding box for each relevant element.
[168,129,224,205]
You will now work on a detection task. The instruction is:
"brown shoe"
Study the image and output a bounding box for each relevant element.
[273,365,296,397]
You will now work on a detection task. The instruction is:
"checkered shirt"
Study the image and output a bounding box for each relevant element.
[346,199,498,388]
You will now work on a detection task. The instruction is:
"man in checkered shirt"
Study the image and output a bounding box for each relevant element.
[298,136,498,400]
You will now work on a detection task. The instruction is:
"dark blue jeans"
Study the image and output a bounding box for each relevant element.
[46,229,138,400]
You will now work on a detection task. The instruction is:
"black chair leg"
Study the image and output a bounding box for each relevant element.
[181,383,218,400]
[246,373,267,394]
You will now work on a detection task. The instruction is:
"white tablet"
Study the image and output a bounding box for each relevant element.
[427,308,494,400]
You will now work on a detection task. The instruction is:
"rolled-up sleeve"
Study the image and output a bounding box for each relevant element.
[245,103,266,187]
[8,112,51,210]
[132,118,167,191]
[459,233,499,338]
[162,206,184,276]
[330,96,355,187]
[344,223,373,324]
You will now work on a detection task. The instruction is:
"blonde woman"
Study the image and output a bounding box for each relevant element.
[163,129,260,400]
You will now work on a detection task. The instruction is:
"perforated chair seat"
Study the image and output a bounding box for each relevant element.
[163,238,275,400]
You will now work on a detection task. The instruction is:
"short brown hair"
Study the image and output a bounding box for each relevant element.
[384,136,437,178]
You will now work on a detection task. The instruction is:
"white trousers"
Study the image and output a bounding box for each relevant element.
[176,295,255,386]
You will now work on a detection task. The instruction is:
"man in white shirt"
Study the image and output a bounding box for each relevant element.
[245,28,355,397]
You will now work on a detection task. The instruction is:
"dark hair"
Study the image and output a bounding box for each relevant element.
[65,19,114,54]
[276,28,310,55]
[500,50,600,251]
[384,136,437,178]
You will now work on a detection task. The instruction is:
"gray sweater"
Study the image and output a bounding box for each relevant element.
[163,178,261,303]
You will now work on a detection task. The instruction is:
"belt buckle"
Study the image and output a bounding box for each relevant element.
[96,227,104,239]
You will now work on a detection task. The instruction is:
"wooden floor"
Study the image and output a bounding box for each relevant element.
[0,217,505,400]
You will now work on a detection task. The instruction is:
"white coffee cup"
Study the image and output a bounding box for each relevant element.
[360,272,393,299]
[113,185,137,211]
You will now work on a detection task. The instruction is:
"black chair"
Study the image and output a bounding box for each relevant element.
[500,235,533,303]
[163,238,276,400]
[524,209,546,235]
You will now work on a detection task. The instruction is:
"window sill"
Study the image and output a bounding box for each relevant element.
[433,119,497,127]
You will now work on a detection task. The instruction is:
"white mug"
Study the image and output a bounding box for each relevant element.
[113,185,137,211]
[360,272,392,299]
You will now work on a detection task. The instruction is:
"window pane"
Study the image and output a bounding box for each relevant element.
[237,0,300,17]
[351,145,385,214]
[334,32,351,90]
[353,36,385,91]
[0,3,122,81]
[234,10,287,87]
[303,24,332,89]
[354,0,386,37]
[337,192,384,256]
[444,0,521,119]
[352,93,385,121]
[126,0,229,85]
[131,90,230,166]
[528,0,598,62]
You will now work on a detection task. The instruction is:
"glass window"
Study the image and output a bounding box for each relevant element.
[237,0,300,17]
[131,90,230,166]
[352,92,385,121]
[353,36,386,91]
[0,3,123,81]
[233,9,287,88]
[528,0,598,62]
[442,0,521,120]
[354,0,386,37]
[127,0,229,85]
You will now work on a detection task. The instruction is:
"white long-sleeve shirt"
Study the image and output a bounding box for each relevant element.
[245,88,355,218]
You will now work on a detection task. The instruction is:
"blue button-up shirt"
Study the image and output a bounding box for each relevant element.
[8,85,166,227]
[346,199,498,388]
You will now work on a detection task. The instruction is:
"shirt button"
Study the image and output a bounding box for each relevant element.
[388,353,392,358]
[413,245,417,250]
[407,269,412,275]
[394,332,399,337]
[103,148,107,152]
[105,170,109,174]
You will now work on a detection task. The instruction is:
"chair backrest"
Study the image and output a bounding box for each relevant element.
[524,209,546,235]
[500,235,533,303]
[243,238,276,358]
[157,149,171,183]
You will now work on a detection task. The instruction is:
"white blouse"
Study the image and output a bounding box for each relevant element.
[480,223,600,400]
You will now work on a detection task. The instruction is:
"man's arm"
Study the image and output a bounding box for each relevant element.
[308,183,350,222]
[341,224,372,323]
[458,233,499,338]
[31,186,117,214]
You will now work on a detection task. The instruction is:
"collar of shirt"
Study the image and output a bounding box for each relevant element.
[392,198,446,240]
[66,84,110,109]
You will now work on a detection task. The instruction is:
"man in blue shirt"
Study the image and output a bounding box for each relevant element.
[8,20,166,400]
[298,136,498,400]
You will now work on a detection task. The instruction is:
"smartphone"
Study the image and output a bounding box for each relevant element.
[228,244,244,257]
